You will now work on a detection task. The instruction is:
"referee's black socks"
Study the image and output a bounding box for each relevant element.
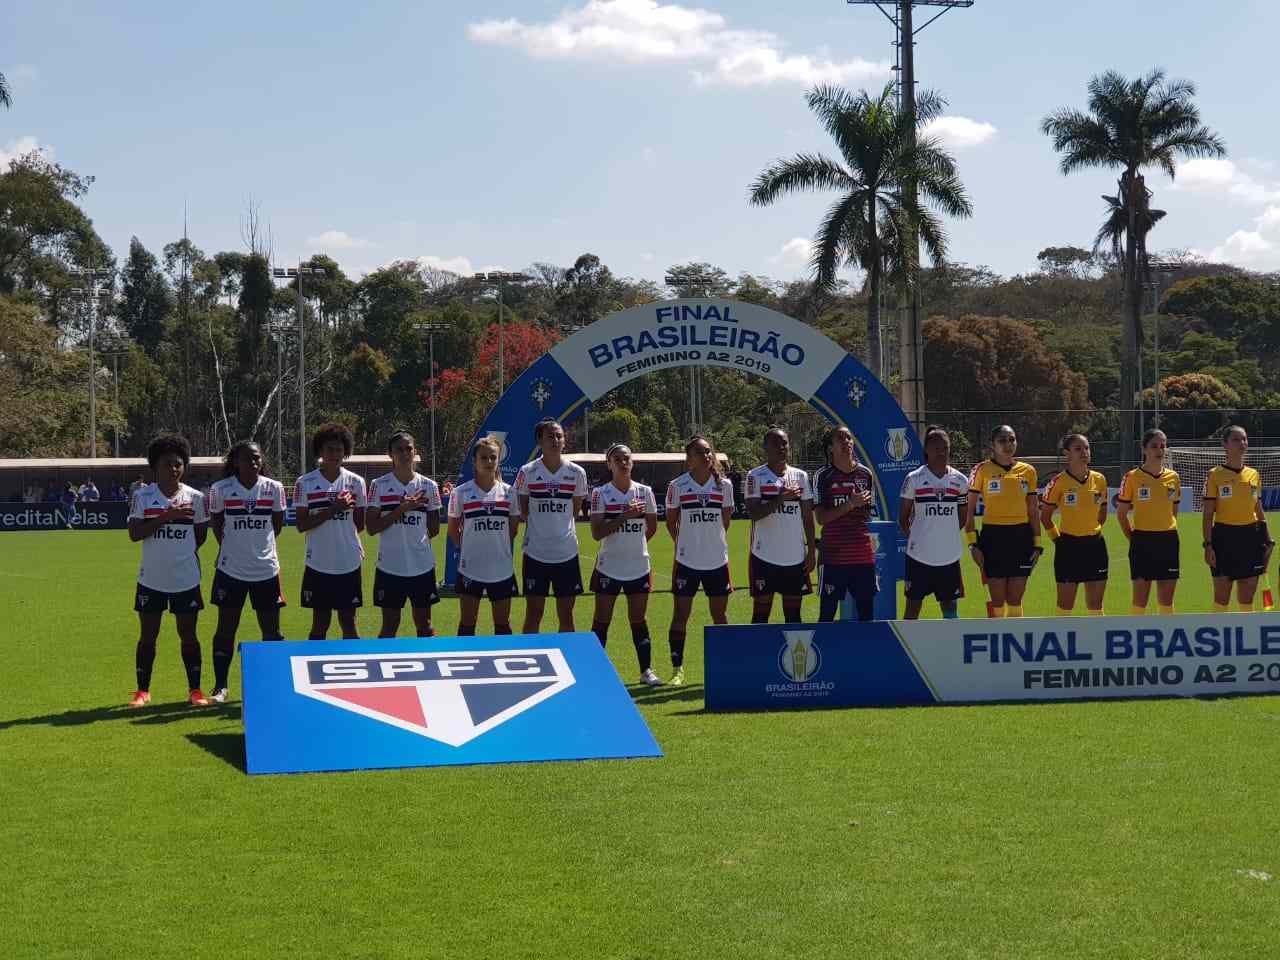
[669,629,686,669]
[630,621,652,672]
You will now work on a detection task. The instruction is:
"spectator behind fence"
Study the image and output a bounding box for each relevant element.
[79,479,101,502]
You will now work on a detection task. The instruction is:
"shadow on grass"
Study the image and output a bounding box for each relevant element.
[0,700,241,730]
[186,732,247,773]
[628,683,705,706]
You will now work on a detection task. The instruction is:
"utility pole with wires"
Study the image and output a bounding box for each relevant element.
[845,1,973,433]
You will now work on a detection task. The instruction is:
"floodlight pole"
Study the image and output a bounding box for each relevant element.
[415,322,449,479]
[272,263,328,475]
[846,1,974,434]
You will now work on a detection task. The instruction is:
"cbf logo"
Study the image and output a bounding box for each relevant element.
[291,649,575,747]
[884,427,910,463]
[777,630,821,683]
[530,378,553,410]
[846,378,867,408]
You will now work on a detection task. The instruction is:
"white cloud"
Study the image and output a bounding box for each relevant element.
[1173,158,1280,205]
[770,237,812,270]
[305,229,373,250]
[640,252,655,262]
[407,254,475,276]
[469,0,890,88]
[1202,229,1273,265]
[0,135,53,171]
[921,115,997,150]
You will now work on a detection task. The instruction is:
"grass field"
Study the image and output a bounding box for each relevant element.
[3,516,1280,959]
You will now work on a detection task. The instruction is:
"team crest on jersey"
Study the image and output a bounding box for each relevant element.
[884,428,910,463]
[529,378,553,410]
[1138,486,1152,501]
[778,630,821,682]
[291,649,575,747]
[1220,484,1233,498]
[988,479,1001,494]
[1065,490,1078,506]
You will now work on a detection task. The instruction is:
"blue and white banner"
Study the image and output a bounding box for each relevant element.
[0,501,129,531]
[241,633,662,774]
[704,614,1280,711]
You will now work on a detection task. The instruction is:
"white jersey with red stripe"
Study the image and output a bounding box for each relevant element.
[447,478,517,583]
[666,472,733,570]
[900,464,969,566]
[369,471,441,577]
[514,457,588,563]
[293,467,367,575]
[129,482,209,592]
[590,481,657,581]
[745,464,812,566]
[208,475,287,581]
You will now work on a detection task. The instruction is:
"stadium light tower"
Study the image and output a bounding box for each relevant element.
[272,264,328,474]
[66,270,113,458]
[665,271,723,434]
[99,335,134,457]
[414,321,449,479]
[845,1,974,434]
[471,271,533,392]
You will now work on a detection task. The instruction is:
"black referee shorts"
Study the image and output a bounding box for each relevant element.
[1210,522,1266,581]
[978,523,1035,579]
[1053,533,1108,584]
[1128,530,1180,582]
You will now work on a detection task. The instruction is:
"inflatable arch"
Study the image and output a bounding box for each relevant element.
[445,299,924,592]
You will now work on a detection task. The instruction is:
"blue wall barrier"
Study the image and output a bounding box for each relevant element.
[241,632,663,775]
[705,614,1280,711]
[0,501,130,530]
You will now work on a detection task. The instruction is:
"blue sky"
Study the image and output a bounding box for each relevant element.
[4,0,1279,284]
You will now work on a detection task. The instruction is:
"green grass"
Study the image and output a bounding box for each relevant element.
[3,516,1280,959]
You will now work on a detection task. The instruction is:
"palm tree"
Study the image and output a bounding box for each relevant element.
[748,83,972,379]
[0,71,10,109]
[1042,69,1224,455]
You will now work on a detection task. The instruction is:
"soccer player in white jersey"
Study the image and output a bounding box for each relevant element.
[127,434,211,707]
[366,430,442,638]
[515,418,589,634]
[898,426,969,619]
[293,423,367,640]
[745,427,816,624]
[447,435,521,635]
[589,443,662,686]
[207,440,287,703]
[664,435,735,685]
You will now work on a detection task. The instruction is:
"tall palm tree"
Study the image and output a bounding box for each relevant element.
[748,83,972,379]
[0,70,10,109]
[1042,69,1224,455]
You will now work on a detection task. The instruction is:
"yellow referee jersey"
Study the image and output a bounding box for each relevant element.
[970,459,1037,526]
[1203,464,1261,526]
[1043,469,1107,536]
[1118,467,1180,532]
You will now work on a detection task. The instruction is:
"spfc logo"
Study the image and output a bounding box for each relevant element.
[884,428,910,463]
[291,649,575,747]
[778,630,821,682]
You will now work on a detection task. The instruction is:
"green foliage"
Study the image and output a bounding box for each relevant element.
[1140,373,1239,438]
[0,296,94,455]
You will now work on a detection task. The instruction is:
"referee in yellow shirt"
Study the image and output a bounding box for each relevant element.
[1203,425,1273,612]
[965,424,1041,618]
[1116,429,1181,615]
[1040,433,1109,616]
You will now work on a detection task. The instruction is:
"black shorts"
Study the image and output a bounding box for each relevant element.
[1053,533,1109,584]
[1128,529,1180,582]
[748,554,811,597]
[904,556,962,604]
[978,523,1036,579]
[522,556,584,598]
[1211,523,1266,581]
[590,568,652,596]
[300,567,364,610]
[819,563,878,602]
[374,568,440,609]
[134,583,203,615]
[672,562,733,597]
[456,574,519,600]
[212,570,285,611]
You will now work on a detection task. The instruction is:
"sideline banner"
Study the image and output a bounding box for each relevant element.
[704,614,1280,711]
[0,501,129,531]
[241,632,662,775]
